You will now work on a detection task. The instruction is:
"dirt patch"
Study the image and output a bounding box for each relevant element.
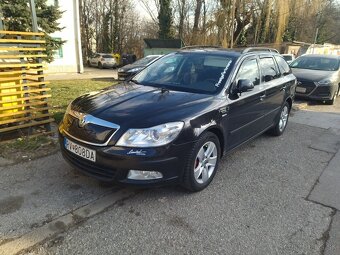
[0,135,59,165]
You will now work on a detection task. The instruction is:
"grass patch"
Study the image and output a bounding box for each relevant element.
[0,135,59,162]
[49,79,116,123]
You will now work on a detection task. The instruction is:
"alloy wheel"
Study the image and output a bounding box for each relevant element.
[279,105,289,132]
[194,141,218,184]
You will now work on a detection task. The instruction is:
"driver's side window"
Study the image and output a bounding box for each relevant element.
[236,59,260,86]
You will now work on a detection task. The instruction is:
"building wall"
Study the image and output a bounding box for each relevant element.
[46,0,83,73]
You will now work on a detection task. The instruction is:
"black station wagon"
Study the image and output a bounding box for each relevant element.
[59,47,296,191]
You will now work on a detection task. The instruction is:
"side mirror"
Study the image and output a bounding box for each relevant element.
[264,75,274,82]
[237,79,254,93]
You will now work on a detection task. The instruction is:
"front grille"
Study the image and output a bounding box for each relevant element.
[297,79,316,94]
[63,114,117,144]
[312,86,331,97]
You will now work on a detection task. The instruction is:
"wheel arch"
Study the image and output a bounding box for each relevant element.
[286,97,293,111]
[204,126,225,157]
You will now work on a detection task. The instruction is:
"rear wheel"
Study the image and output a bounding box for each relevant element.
[181,132,221,192]
[268,101,290,136]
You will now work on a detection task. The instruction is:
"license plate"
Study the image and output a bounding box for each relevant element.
[64,138,96,162]
[296,86,306,93]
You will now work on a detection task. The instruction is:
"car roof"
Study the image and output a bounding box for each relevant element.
[144,55,162,58]
[177,46,280,58]
[300,54,340,59]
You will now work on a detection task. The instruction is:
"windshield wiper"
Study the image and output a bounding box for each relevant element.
[160,87,170,93]
[130,79,140,84]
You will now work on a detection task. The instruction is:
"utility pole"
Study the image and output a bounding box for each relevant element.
[29,0,38,32]
[0,5,4,31]
[230,0,236,48]
[312,27,319,54]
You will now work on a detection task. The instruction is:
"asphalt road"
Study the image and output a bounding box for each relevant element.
[0,98,339,255]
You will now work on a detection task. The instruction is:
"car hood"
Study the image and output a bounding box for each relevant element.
[71,83,215,127]
[291,68,336,81]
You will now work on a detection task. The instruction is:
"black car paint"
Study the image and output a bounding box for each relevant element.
[59,50,296,186]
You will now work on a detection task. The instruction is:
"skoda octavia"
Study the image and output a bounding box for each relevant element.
[59,47,296,191]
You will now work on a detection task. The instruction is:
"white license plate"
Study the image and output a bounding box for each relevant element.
[64,138,96,162]
[296,86,307,93]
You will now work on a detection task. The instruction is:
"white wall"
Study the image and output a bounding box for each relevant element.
[46,0,83,73]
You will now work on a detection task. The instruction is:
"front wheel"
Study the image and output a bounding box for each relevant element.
[181,132,221,192]
[268,101,290,136]
[326,88,339,105]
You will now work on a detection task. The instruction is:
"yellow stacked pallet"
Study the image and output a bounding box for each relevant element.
[0,74,23,121]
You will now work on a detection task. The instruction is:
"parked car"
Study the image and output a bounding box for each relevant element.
[290,54,340,104]
[59,47,296,191]
[282,54,295,64]
[87,53,118,69]
[117,55,162,80]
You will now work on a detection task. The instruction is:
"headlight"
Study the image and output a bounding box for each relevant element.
[116,122,184,147]
[317,76,337,86]
[129,67,143,73]
[118,68,124,72]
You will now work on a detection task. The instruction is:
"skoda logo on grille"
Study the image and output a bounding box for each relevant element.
[78,115,88,128]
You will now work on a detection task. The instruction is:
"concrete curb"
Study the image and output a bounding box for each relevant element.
[0,189,136,255]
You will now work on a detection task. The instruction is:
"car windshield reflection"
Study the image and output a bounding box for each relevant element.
[133,53,235,94]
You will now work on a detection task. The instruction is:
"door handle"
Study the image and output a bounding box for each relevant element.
[260,94,266,101]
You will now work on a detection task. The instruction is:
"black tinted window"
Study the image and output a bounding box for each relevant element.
[259,57,279,82]
[275,56,291,75]
[236,59,260,85]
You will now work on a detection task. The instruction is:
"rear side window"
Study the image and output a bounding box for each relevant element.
[259,57,279,82]
[275,56,291,75]
[236,59,260,86]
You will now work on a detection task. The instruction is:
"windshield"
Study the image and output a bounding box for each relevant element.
[102,54,113,58]
[283,55,292,61]
[290,56,339,71]
[133,56,160,66]
[132,52,235,94]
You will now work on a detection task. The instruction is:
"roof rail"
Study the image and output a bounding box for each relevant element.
[242,47,279,54]
[180,45,221,50]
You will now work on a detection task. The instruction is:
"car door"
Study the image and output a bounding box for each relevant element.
[224,57,268,150]
[258,55,285,127]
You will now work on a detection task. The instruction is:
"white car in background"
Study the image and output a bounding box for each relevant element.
[282,54,296,64]
[87,53,118,69]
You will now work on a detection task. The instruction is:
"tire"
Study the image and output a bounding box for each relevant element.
[98,62,103,69]
[181,132,221,192]
[87,60,91,67]
[268,101,290,136]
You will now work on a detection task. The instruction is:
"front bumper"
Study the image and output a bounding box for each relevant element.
[295,81,337,101]
[59,131,193,187]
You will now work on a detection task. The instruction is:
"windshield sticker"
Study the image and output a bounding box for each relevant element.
[215,61,232,88]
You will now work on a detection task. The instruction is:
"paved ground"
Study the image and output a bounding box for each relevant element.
[0,99,339,255]
[46,67,117,81]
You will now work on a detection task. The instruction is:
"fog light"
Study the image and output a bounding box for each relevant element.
[127,170,163,180]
